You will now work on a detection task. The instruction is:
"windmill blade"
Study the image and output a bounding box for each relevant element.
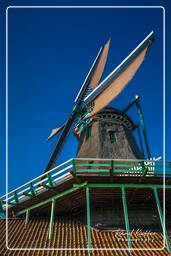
[89,38,111,89]
[74,38,110,103]
[44,111,78,173]
[84,31,154,116]
[43,39,111,172]
[46,124,65,141]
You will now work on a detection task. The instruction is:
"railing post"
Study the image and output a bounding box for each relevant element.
[47,173,53,188]
[14,191,19,204]
[109,160,114,176]
[86,185,91,254]
[30,183,36,197]
[49,199,56,240]
[25,210,30,226]
[72,159,76,176]
[153,187,171,253]
[121,186,132,253]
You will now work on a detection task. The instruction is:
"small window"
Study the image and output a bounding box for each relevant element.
[86,125,92,139]
[109,131,116,143]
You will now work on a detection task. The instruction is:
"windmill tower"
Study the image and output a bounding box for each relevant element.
[75,106,143,159]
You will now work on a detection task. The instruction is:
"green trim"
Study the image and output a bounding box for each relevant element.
[76,169,109,172]
[153,188,171,253]
[49,199,56,240]
[85,184,171,189]
[75,163,110,167]
[86,186,91,252]
[122,186,132,252]
[15,182,87,216]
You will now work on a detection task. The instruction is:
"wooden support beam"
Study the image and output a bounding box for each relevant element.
[86,186,91,254]
[15,182,87,216]
[49,199,56,240]
[153,188,171,253]
[25,210,29,226]
[121,186,132,253]
[135,97,151,159]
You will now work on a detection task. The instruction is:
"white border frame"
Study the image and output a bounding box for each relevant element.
[5,5,166,252]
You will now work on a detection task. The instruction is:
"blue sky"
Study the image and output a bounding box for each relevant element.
[0,1,170,196]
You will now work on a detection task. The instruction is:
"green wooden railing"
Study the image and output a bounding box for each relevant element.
[0,158,170,214]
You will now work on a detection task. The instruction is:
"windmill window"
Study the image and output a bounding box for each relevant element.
[86,125,92,139]
[109,131,116,143]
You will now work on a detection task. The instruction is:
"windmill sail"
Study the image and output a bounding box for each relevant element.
[84,31,154,117]
[46,124,65,141]
[44,40,110,172]
[74,38,110,103]
[44,111,77,173]
[89,38,111,89]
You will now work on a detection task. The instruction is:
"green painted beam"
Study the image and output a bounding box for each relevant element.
[15,182,87,216]
[122,96,139,113]
[137,124,145,158]
[136,98,151,159]
[75,163,110,167]
[85,184,171,189]
[49,199,56,240]
[25,210,29,226]
[86,186,91,254]
[153,188,171,253]
[121,186,132,253]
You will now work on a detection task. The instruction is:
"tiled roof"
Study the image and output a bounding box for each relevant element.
[0,218,170,256]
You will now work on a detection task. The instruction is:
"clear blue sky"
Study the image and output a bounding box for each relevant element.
[0,0,170,196]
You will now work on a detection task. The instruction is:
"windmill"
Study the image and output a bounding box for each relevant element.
[44,31,154,173]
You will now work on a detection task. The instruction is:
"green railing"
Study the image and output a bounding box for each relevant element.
[71,158,171,178]
[0,158,73,212]
[0,158,170,213]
